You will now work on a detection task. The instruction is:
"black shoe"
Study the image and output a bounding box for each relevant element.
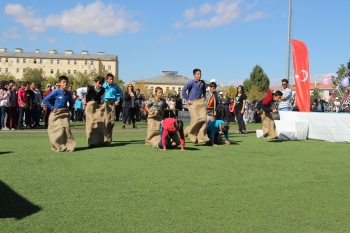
[133,125,137,129]
[122,125,126,129]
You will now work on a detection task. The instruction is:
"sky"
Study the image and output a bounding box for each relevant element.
[0,0,349,87]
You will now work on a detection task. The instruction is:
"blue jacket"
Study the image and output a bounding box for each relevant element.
[43,89,74,111]
[182,79,206,101]
[75,100,83,109]
[206,120,229,142]
[102,82,122,102]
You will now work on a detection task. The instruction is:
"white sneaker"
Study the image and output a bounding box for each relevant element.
[2,127,9,130]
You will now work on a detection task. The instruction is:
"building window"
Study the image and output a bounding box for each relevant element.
[57,69,60,74]
[68,70,71,74]
[103,65,105,70]
[74,70,77,74]
[16,58,19,63]
[68,60,71,65]
[91,61,94,65]
[23,68,27,73]
[84,61,87,65]
[108,65,111,70]
[57,60,60,64]
[5,58,8,63]
[16,68,19,73]
[50,60,53,64]
[23,59,26,63]
[178,87,181,93]
[166,87,169,91]
[34,59,36,64]
[0,68,2,72]
[150,86,154,93]
[5,68,8,73]
[84,70,87,74]
[74,60,77,65]
[172,87,175,92]
[50,69,53,74]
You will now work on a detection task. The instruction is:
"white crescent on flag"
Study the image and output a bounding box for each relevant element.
[295,70,309,82]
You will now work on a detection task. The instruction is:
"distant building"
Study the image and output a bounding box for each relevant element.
[0,48,118,79]
[269,82,334,100]
[133,71,228,95]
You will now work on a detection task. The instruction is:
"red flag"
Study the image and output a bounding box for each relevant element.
[291,39,310,112]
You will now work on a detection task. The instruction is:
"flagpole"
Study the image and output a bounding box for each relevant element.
[286,0,292,83]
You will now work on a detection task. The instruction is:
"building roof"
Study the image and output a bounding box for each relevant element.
[141,71,192,84]
[269,82,334,91]
[0,49,117,61]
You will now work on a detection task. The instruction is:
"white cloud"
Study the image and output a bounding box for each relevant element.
[4,4,46,32]
[245,0,257,10]
[183,8,196,21]
[1,27,21,41]
[243,11,266,22]
[172,21,183,29]
[157,33,182,43]
[198,3,213,15]
[4,1,141,36]
[43,36,57,44]
[186,0,242,28]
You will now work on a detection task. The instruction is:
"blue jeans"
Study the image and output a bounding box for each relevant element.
[18,107,25,129]
[0,106,11,128]
[279,107,290,111]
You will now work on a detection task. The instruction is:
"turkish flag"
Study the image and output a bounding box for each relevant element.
[291,39,310,112]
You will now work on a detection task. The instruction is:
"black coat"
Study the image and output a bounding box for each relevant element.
[123,91,136,108]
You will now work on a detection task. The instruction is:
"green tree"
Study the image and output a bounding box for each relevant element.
[243,65,270,92]
[0,72,15,82]
[226,85,236,98]
[22,67,45,85]
[246,85,267,101]
[310,88,321,102]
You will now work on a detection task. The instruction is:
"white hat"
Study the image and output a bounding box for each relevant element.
[210,79,217,83]
[335,97,339,100]
[219,91,223,94]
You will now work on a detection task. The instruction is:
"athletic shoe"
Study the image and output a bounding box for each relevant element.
[122,125,126,129]
[236,131,241,134]
[241,130,247,134]
[133,125,137,129]
[2,127,9,130]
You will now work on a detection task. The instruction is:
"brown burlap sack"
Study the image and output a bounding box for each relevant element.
[145,110,163,147]
[262,111,278,139]
[48,108,76,152]
[85,101,115,147]
[185,99,209,143]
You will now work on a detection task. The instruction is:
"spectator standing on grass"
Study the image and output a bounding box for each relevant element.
[75,97,83,121]
[17,82,27,130]
[122,83,137,129]
[219,91,230,122]
[25,83,34,129]
[278,79,292,111]
[9,82,17,130]
[134,89,144,121]
[43,84,53,128]
[228,98,235,123]
[234,85,247,134]
[31,82,41,128]
[0,81,11,130]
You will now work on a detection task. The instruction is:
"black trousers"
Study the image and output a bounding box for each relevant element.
[220,107,229,122]
[123,107,136,124]
[235,110,246,132]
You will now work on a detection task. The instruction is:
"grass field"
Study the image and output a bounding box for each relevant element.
[1,121,350,232]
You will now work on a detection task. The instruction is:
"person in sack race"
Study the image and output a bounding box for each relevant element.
[43,76,75,152]
[181,68,209,143]
[157,118,185,151]
[206,119,230,146]
[144,87,166,147]
[256,90,283,139]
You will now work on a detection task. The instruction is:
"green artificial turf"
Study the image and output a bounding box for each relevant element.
[1,121,350,232]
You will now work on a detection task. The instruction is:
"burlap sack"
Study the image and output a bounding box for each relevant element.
[145,110,163,147]
[262,111,278,139]
[185,99,210,143]
[48,108,76,152]
[85,101,115,147]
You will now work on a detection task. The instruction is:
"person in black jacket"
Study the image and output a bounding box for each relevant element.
[122,83,137,129]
